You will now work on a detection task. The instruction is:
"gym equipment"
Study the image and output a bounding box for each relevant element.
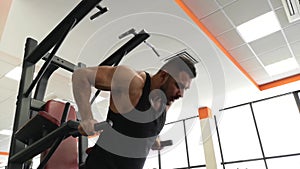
[160,140,173,147]
[151,140,173,150]
[119,28,160,57]
[7,0,151,168]
[10,100,112,169]
[151,139,173,169]
[90,5,108,20]
[90,29,150,104]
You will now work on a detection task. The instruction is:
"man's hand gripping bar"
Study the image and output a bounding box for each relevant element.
[72,120,113,137]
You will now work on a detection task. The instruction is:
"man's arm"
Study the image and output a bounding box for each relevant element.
[72,65,144,135]
[72,66,113,135]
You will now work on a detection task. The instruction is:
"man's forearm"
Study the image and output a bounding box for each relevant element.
[72,69,94,121]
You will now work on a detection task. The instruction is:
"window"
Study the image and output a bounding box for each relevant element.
[224,160,266,169]
[159,122,188,168]
[143,154,159,169]
[186,118,206,166]
[252,94,300,156]
[217,105,263,162]
[267,156,300,169]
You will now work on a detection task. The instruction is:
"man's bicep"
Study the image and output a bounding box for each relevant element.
[94,66,115,91]
[111,66,143,89]
[94,66,137,90]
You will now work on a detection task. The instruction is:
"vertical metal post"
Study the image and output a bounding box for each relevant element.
[78,136,88,167]
[293,92,300,113]
[33,64,58,101]
[158,149,162,169]
[183,120,191,168]
[30,63,58,118]
[8,38,38,169]
[214,115,225,169]
[249,103,268,169]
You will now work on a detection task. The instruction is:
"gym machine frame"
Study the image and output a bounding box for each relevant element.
[7,0,150,168]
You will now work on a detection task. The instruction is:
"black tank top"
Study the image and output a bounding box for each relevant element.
[89,72,166,169]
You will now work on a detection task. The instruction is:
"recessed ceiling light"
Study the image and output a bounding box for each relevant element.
[0,129,12,136]
[265,58,299,76]
[5,66,37,81]
[237,11,281,43]
[5,66,22,81]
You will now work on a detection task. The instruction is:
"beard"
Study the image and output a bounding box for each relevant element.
[159,86,171,106]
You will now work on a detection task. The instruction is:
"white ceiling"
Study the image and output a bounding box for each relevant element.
[183,0,300,85]
[0,0,300,164]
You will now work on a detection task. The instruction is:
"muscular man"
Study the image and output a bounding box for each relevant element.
[72,56,196,169]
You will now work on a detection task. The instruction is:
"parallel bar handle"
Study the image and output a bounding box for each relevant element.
[61,102,71,124]
[71,120,113,137]
[160,140,173,147]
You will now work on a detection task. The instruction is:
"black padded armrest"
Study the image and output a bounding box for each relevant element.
[15,111,60,144]
[10,120,79,163]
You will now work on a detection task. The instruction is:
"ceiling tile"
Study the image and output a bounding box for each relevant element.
[182,0,220,19]
[0,60,15,77]
[291,41,300,65]
[229,44,255,62]
[0,136,10,153]
[0,115,13,130]
[255,76,275,85]
[247,67,271,84]
[239,57,263,72]
[0,97,16,126]
[200,10,233,36]
[284,22,300,43]
[275,7,290,28]
[270,0,283,9]
[271,68,300,81]
[258,45,292,65]
[249,30,286,55]
[0,51,20,66]
[0,88,14,103]
[291,41,300,57]
[223,0,271,26]
[0,77,19,91]
[216,29,244,50]
[216,0,236,7]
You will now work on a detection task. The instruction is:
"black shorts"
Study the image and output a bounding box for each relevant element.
[85,145,117,169]
[84,145,146,169]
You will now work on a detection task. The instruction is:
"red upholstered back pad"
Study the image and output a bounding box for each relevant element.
[41,100,78,169]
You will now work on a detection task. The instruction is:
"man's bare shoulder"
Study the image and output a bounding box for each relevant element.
[136,71,147,84]
[130,70,147,91]
[108,66,145,91]
[109,68,147,113]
